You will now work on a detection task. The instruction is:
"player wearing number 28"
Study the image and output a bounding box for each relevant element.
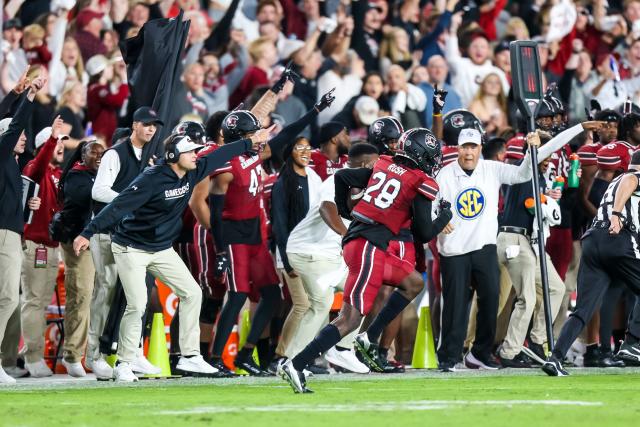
[434,128,537,372]
[279,128,452,393]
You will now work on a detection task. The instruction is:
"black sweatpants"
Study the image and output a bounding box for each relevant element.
[438,244,500,364]
[554,228,640,358]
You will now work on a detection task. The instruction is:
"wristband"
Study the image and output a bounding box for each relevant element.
[612,211,626,220]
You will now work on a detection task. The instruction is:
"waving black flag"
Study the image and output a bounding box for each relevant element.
[120,10,190,169]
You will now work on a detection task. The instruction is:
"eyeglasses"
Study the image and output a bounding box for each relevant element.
[293,145,312,152]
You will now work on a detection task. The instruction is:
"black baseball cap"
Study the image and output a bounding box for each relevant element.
[4,18,23,31]
[133,106,164,125]
[494,39,510,55]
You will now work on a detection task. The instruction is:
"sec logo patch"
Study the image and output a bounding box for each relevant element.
[456,188,485,220]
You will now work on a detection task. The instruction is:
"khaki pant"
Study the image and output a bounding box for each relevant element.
[286,253,355,358]
[0,229,22,364]
[111,243,201,363]
[61,242,95,363]
[21,240,60,363]
[464,263,514,349]
[498,232,565,359]
[87,233,118,362]
[276,271,310,358]
[0,304,21,367]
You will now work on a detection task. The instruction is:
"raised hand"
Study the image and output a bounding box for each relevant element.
[315,88,336,112]
[433,84,448,114]
[51,115,64,139]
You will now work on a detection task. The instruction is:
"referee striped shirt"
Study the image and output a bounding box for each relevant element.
[595,171,640,258]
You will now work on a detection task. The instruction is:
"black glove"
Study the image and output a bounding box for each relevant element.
[315,88,336,112]
[271,62,299,93]
[433,85,448,114]
[214,252,230,279]
[439,199,451,211]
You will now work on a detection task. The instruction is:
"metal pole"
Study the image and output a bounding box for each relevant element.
[527,116,555,353]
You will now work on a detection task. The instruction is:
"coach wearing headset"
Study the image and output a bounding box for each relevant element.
[73,127,272,381]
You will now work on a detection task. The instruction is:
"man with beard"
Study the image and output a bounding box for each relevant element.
[310,122,351,181]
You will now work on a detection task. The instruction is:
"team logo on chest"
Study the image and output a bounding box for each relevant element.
[456,187,485,220]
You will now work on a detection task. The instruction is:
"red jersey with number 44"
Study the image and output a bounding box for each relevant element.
[352,155,439,234]
[213,153,264,220]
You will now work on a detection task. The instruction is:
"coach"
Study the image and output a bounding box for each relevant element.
[435,128,539,372]
[74,128,271,381]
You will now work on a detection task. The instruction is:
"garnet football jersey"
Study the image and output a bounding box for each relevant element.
[441,145,459,166]
[352,155,439,235]
[596,140,637,171]
[310,149,348,181]
[213,153,264,221]
[577,142,602,167]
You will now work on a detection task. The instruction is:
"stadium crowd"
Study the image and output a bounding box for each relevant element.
[2,0,640,384]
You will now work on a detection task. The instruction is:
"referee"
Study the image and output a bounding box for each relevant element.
[435,128,539,372]
[543,151,640,376]
[73,128,271,381]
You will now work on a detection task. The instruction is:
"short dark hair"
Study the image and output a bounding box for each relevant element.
[482,137,506,160]
[618,113,640,142]
[348,142,379,160]
[205,110,229,142]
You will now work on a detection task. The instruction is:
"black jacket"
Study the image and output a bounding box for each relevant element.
[59,165,96,242]
[0,94,33,235]
[81,138,251,251]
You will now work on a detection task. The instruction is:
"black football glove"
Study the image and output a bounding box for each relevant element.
[271,61,299,93]
[214,252,230,279]
[315,88,336,112]
[433,85,448,114]
[438,199,453,222]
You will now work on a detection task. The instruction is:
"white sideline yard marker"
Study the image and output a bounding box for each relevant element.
[159,400,603,415]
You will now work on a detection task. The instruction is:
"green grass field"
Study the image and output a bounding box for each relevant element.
[2,369,639,427]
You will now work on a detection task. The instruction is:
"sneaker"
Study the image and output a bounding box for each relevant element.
[268,357,286,376]
[325,347,369,374]
[25,359,53,378]
[354,333,383,372]
[438,360,456,373]
[61,359,87,377]
[542,354,569,377]
[278,359,312,394]
[617,341,640,366]
[0,367,16,384]
[113,362,138,382]
[464,351,500,370]
[598,350,625,368]
[522,343,546,365]
[235,354,272,377]
[379,358,405,373]
[91,357,114,380]
[3,366,28,378]
[500,352,532,368]
[210,360,239,378]
[176,355,221,377]
[130,355,161,375]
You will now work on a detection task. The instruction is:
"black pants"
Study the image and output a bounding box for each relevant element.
[438,244,500,363]
[555,228,640,358]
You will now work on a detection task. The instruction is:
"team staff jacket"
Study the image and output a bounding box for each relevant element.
[80,138,252,251]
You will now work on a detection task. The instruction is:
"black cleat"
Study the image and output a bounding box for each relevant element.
[235,355,273,377]
[278,360,313,394]
[583,344,600,367]
[209,360,239,378]
[267,357,286,376]
[500,352,532,369]
[438,360,456,373]
[354,333,383,372]
[616,341,640,366]
[542,355,569,377]
[598,350,625,368]
[522,342,546,365]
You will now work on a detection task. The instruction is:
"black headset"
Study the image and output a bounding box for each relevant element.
[164,134,189,164]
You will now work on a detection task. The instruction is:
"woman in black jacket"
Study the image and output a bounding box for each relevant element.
[271,136,323,366]
[55,139,104,377]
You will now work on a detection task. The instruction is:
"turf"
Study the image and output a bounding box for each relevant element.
[1,369,639,427]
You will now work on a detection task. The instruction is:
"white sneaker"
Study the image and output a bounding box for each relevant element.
[25,359,53,378]
[0,367,17,384]
[61,359,86,377]
[130,355,161,375]
[113,363,138,382]
[91,357,114,380]
[325,347,370,374]
[3,366,28,378]
[176,355,219,375]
